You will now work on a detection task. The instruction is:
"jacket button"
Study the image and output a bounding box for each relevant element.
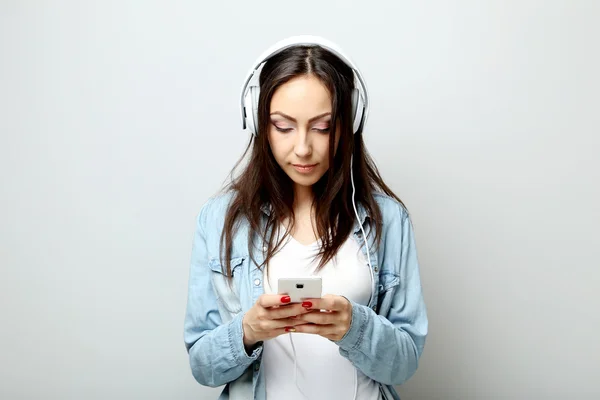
[374,266,379,273]
[254,362,260,371]
[254,279,261,286]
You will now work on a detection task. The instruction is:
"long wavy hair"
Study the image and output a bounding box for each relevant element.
[219,44,404,277]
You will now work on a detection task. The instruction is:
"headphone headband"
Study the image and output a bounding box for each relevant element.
[240,35,369,136]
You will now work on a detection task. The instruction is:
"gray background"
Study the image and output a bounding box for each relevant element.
[1,1,599,399]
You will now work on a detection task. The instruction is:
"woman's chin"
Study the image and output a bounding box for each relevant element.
[287,174,322,188]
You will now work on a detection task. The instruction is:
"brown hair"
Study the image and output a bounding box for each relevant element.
[219,45,404,277]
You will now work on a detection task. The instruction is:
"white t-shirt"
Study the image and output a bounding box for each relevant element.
[262,227,382,400]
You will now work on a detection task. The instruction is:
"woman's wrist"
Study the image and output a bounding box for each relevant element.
[242,314,257,350]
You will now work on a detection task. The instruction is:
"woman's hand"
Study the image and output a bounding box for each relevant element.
[291,294,353,341]
[242,294,310,350]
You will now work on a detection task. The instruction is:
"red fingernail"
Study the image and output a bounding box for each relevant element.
[281,296,291,303]
[302,301,312,308]
[285,327,296,332]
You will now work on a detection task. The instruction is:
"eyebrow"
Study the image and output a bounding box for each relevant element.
[269,111,332,124]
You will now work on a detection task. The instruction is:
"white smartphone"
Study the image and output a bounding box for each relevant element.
[278,277,322,303]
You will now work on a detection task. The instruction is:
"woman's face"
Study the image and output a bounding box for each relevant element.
[267,74,340,190]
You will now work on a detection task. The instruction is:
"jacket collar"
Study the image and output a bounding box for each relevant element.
[260,201,369,234]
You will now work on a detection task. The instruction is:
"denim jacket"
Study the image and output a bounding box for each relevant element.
[183,191,428,399]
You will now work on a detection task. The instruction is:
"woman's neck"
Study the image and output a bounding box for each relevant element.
[293,184,314,214]
[286,184,318,244]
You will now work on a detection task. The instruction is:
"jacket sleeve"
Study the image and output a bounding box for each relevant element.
[334,204,428,385]
[183,204,261,387]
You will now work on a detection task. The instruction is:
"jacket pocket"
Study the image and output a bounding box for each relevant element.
[377,271,401,317]
[208,257,245,317]
[378,270,400,294]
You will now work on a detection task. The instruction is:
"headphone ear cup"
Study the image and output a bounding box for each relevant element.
[243,88,256,136]
[251,86,260,135]
[351,88,364,134]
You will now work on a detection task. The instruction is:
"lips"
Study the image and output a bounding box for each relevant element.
[292,163,317,173]
[293,164,317,168]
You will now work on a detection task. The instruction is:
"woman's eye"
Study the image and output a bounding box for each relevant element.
[313,126,330,133]
[273,124,293,133]
[271,122,329,133]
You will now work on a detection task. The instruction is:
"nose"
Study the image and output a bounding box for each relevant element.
[294,130,312,158]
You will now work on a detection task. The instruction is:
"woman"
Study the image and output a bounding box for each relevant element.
[184,36,428,400]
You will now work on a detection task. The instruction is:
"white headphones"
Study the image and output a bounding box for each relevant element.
[240,35,370,136]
